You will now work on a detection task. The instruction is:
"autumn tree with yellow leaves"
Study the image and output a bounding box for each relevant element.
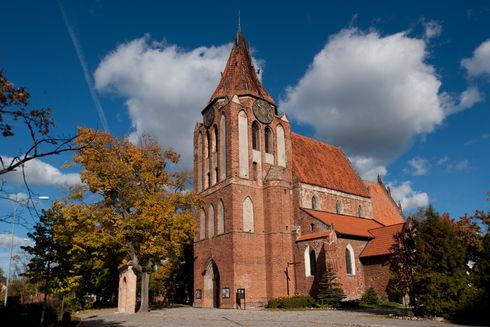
[64,128,199,312]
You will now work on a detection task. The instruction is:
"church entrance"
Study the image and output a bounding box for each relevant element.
[204,260,220,308]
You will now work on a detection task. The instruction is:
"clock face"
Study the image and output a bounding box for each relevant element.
[203,104,215,128]
[252,99,274,124]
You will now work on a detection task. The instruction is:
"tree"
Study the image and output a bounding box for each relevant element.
[64,128,198,312]
[0,69,77,177]
[22,202,80,324]
[316,264,345,307]
[413,207,472,317]
[389,217,417,306]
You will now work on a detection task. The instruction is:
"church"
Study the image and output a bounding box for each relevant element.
[192,29,405,309]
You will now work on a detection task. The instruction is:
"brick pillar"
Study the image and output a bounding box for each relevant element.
[118,265,137,314]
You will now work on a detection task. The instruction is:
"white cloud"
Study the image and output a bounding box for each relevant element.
[422,19,442,39]
[94,36,264,168]
[349,156,387,181]
[0,234,30,249]
[462,39,490,77]
[408,157,429,176]
[388,181,429,211]
[453,159,470,171]
[280,28,478,179]
[1,156,80,187]
[436,156,449,165]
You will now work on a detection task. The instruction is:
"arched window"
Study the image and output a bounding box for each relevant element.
[312,195,318,210]
[199,209,206,240]
[336,201,342,214]
[197,133,202,192]
[238,111,249,178]
[217,200,224,235]
[304,246,316,277]
[252,121,260,150]
[265,127,273,154]
[309,249,317,276]
[212,125,218,185]
[346,244,356,275]
[208,205,215,238]
[219,113,226,181]
[358,205,362,217]
[276,125,286,167]
[205,131,210,189]
[243,197,254,232]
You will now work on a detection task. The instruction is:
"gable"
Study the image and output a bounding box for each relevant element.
[291,133,369,197]
[364,180,404,226]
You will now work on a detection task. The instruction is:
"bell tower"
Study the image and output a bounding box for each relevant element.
[193,29,295,308]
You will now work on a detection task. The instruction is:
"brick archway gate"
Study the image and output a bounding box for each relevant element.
[203,260,220,308]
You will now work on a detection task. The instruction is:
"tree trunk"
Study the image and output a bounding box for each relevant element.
[138,271,150,312]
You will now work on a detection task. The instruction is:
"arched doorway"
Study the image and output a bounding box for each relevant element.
[204,260,220,308]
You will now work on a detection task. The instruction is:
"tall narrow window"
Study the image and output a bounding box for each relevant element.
[309,249,317,276]
[238,111,249,178]
[358,205,362,217]
[252,122,260,150]
[346,244,356,275]
[211,126,218,186]
[336,201,342,214]
[208,205,215,238]
[265,127,273,154]
[217,200,224,234]
[199,209,206,240]
[252,162,258,181]
[276,125,286,167]
[205,131,210,189]
[197,133,202,192]
[243,197,254,232]
[219,113,226,181]
[312,195,318,210]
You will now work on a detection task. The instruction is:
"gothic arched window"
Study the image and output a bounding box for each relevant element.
[252,121,260,151]
[217,200,224,235]
[243,197,254,232]
[312,195,318,210]
[346,244,356,275]
[238,111,249,178]
[199,209,206,240]
[265,127,273,154]
[219,113,226,181]
[309,249,317,276]
[197,132,202,192]
[208,205,215,238]
[276,125,286,167]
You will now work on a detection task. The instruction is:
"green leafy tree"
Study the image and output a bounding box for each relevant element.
[22,203,80,324]
[412,207,472,317]
[316,264,345,307]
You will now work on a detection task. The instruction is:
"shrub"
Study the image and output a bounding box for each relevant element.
[361,287,379,305]
[266,295,316,309]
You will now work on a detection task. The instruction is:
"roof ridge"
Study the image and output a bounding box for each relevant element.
[368,222,405,232]
[305,208,380,222]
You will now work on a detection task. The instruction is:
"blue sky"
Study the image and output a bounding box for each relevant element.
[1,0,489,271]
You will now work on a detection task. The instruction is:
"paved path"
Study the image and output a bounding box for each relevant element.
[79,307,465,327]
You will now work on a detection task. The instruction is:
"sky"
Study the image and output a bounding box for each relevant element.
[0,0,489,272]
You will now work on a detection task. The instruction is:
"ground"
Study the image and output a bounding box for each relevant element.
[79,307,466,327]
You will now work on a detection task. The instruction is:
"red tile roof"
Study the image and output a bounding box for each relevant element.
[360,223,404,258]
[291,133,369,197]
[364,180,404,226]
[209,32,274,104]
[296,231,332,242]
[303,209,383,238]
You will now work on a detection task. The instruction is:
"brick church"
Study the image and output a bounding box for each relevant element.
[193,29,405,308]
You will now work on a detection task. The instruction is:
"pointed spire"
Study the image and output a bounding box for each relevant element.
[208,28,274,104]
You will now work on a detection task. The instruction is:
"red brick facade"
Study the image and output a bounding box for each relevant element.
[193,31,404,308]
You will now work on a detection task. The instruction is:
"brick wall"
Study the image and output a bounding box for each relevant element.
[361,256,391,300]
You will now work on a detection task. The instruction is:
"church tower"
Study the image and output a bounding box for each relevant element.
[193,30,295,308]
